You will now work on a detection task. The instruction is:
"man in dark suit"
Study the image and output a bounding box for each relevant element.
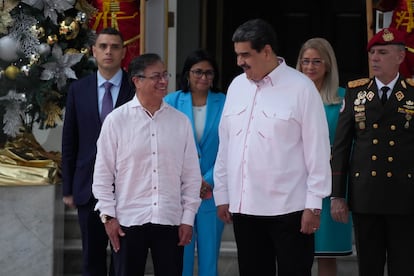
[331,27,414,275]
[62,27,134,276]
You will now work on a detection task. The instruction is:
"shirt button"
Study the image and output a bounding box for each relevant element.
[389,141,395,146]
[371,155,377,161]
[153,202,157,206]
[371,171,377,177]
[152,152,156,155]
[372,139,378,144]
[387,172,392,177]
[153,169,156,173]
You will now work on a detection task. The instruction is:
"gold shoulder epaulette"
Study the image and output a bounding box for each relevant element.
[348,78,370,88]
[405,78,414,86]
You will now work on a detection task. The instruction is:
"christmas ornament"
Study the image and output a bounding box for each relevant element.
[0,36,18,61]
[30,24,46,39]
[4,65,20,80]
[59,17,80,40]
[40,44,83,90]
[0,11,13,34]
[38,43,51,56]
[22,0,76,24]
[80,47,90,57]
[65,48,80,54]
[29,54,40,65]
[20,65,31,76]
[47,34,58,45]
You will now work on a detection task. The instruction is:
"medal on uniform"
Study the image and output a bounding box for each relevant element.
[367,91,375,101]
[355,91,367,129]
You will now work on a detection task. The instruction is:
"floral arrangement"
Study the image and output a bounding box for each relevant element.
[0,0,97,140]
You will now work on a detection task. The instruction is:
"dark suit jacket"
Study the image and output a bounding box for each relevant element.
[331,76,414,214]
[62,70,134,205]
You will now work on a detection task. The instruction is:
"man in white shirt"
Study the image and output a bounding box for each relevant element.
[214,18,331,276]
[92,53,201,276]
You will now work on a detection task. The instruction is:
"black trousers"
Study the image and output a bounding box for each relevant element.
[352,212,414,276]
[113,223,184,276]
[232,211,314,276]
[77,199,113,276]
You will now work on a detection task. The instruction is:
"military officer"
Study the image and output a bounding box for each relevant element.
[331,27,414,276]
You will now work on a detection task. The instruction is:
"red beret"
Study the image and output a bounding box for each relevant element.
[366,28,405,51]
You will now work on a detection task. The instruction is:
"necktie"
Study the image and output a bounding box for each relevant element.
[380,86,390,105]
[101,81,113,122]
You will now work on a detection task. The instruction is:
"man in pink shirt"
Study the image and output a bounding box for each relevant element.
[214,19,331,276]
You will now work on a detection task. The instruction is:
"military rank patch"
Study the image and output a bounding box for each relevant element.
[406,78,414,86]
[348,78,370,88]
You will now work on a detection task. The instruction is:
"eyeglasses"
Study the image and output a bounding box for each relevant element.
[137,72,171,82]
[190,69,215,80]
[300,59,324,66]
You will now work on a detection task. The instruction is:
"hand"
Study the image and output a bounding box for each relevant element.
[178,224,193,246]
[217,204,232,223]
[330,198,349,223]
[104,218,125,252]
[300,209,320,235]
[200,180,212,199]
[62,195,76,208]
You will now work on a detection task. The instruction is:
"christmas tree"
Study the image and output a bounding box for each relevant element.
[0,0,97,143]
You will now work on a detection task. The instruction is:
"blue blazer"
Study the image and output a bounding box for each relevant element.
[164,90,226,211]
[62,71,134,205]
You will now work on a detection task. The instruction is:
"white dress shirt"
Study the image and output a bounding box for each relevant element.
[93,96,201,226]
[214,58,331,216]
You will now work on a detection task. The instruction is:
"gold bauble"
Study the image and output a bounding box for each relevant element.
[59,17,80,40]
[47,34,58,45]
[5,65,20,80]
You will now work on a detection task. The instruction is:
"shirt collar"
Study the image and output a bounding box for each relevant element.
[97,69,123,87]
[375,73,399,91]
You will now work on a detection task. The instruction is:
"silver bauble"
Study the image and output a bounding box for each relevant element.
[0,36,19,62]
[38,43,51,56]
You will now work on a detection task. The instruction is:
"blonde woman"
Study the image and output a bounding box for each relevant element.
[296,38,353,276]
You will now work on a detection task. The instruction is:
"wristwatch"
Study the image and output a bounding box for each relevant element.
[100,214,114,224]
[308,208,321,216]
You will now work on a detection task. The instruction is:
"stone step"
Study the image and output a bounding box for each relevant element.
[63,209,361,276]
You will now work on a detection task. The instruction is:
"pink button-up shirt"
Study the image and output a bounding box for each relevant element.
[214,58,331,216]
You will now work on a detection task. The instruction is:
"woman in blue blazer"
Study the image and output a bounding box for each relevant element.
[164,49,225,276]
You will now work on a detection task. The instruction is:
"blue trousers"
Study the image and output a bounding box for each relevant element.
[182,209,224,276]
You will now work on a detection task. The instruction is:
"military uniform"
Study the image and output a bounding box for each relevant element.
[331,75,414,275]
[332,76,414,214]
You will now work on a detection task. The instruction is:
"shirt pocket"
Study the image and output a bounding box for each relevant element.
[223,105,247,136]
[257,108,292,139]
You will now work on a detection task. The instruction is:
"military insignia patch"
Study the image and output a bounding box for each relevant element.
[367,91,375,101]
[348,78,370,88]
[406,78,414,86]
[395,91,405,101]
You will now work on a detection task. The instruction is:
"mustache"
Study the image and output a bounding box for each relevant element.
[240,64,250,70]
